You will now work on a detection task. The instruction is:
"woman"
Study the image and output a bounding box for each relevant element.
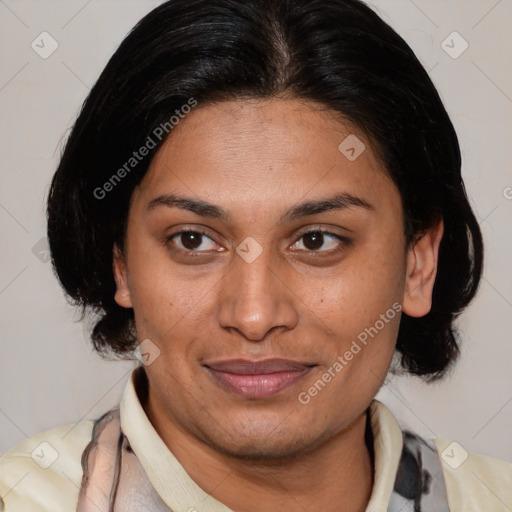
[1,0,510,510]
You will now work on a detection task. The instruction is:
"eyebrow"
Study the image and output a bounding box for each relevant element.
[146,192,374,222]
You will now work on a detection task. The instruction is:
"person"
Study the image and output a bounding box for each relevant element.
[1,0,510,510]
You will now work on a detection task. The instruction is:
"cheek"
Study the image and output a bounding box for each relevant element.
[131,279,208,339]
[303,253,404,411]
[304,241,406,336]
[124,242,210,338]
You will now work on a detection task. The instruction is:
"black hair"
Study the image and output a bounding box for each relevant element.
[47,0,483,380]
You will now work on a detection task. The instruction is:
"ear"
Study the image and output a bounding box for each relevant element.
[113,244,133,308]
[402,218,444,318]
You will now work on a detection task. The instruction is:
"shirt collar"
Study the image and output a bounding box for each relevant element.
[120,368,403,511]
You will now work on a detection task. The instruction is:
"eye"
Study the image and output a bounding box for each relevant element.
[167,230,224,252]
[290,230,348,253]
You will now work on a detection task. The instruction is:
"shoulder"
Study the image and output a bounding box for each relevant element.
[433,438,512,511]
[0,419,94,512]
[375,399,512,512]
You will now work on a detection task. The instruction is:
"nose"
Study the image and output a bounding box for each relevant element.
[217,246,299,342]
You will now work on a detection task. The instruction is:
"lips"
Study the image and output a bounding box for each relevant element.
[204,358,314,399]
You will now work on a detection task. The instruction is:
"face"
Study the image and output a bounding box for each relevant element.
[114,99,442,460]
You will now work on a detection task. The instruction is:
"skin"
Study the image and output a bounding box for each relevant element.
[113,98,443,512]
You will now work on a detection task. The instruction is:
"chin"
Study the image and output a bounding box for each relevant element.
[199,415,326,464]
[208,435,315,463]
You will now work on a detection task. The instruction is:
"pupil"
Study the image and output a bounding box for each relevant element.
[304,232,324,250]
[182,232,202,250]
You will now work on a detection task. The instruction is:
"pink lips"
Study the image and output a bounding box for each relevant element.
[204,359,313,399]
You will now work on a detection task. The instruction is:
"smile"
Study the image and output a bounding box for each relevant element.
[204,358,315,399]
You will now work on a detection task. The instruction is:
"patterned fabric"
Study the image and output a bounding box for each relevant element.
[77,407,451,512]
[77,409,171,512]
[389,432,450,511]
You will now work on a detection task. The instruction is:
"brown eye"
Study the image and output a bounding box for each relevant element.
[180,232,203,250]
[290,230,348,253]
[303,231,325,250]
[167,230,224,252]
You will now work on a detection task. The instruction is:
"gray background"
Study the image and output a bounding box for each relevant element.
[1,0,511,461]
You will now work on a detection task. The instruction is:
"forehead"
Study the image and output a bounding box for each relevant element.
[135,99,400,218]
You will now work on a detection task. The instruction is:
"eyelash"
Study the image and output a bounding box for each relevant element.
[166,228,350,255]
[291,229,351,254]
[166,229,223,254]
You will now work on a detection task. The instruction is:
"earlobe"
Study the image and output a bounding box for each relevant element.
[113,244,133,308]
[402,218,444,318]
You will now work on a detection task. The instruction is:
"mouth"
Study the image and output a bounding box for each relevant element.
[203,358,316,399]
